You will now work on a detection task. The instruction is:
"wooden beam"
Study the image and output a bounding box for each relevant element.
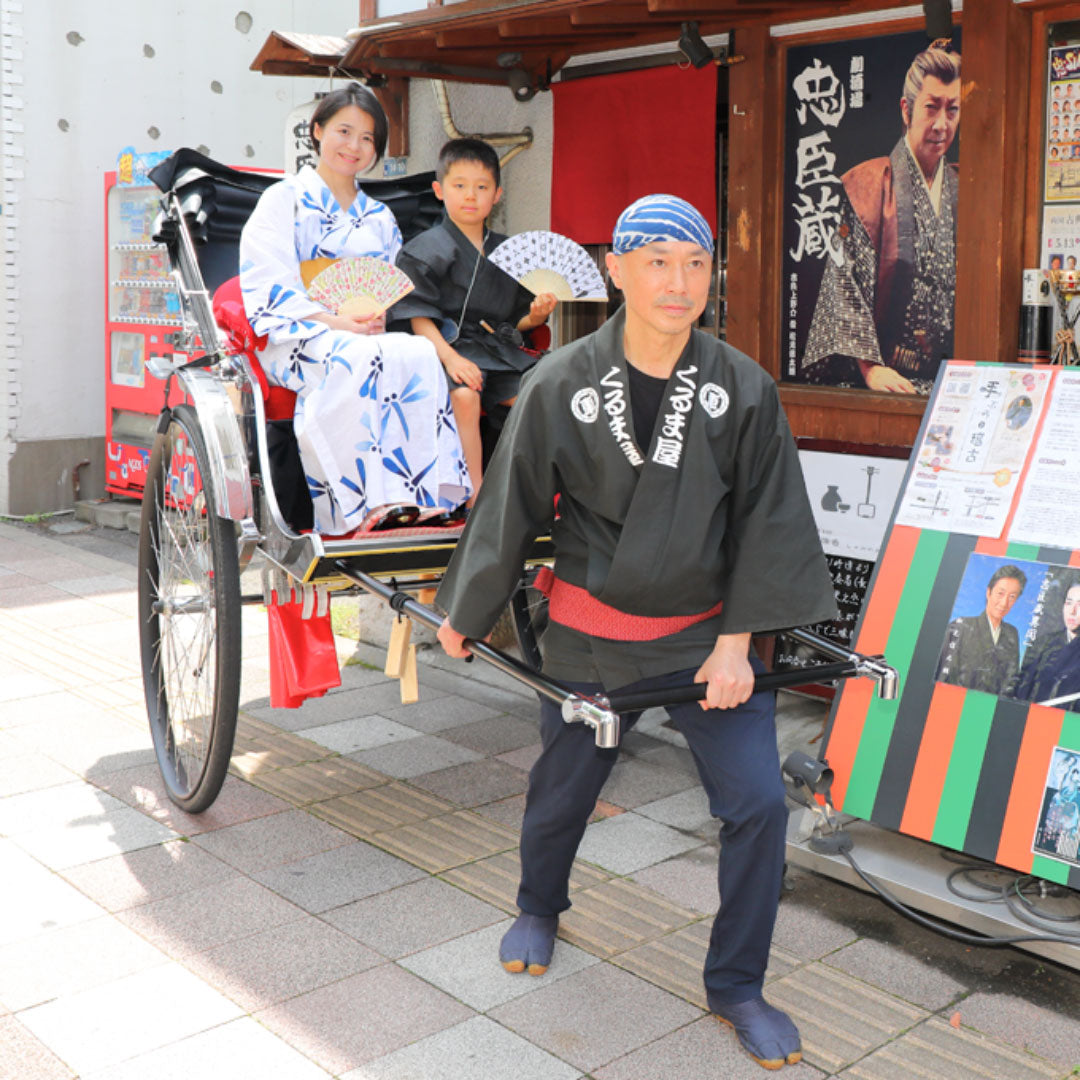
[372,76,409,158]
[571,4,678,26]
[496,16,618,38]
[359,0,376,21]
[725,24,774,366]
[953,0,1030,365]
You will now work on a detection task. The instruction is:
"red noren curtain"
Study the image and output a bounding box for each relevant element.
[550,63,718,244]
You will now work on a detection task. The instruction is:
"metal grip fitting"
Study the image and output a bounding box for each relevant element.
[561,696,621,748]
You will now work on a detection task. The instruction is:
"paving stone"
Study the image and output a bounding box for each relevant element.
[576,811,701,875]
[593,1013,826,1080]
[12,804,178,870]
[379,693,505,733]
[116,876,303,959]
[634,787,715,832]
[771,891,863,961]
[191,808,353,873]
[350,1015,581,1080]
[322,877,504,958]
[0,748,77,798]
[307,782,455,838]
[612,920,712,1010]
[244,756,386,805]
[291,714,423,757]
[0,1014,76,1079]
[497,741,543,772]
[599,757,699,810]
[439,714,541,755]
[631,846,719,915]
[230,719,334,777]
[955,989,1080,1066]
[400,920,600,1011]
[247,678,440,730]
[348,733,482,778]
[370,810,518,873]
[92,764,291,835]
[611,923,805,1014]
[560,877,699,959]
[253,839,426,912]
[182,917,383,1012]
[441,850,610,914]
[17,962,242,1076]
[765,962,929,1074]
[409,757,530,806]
[488,963,703,1073]
[256,963,472,1075]
[472,793,528,831]
[0,915,167,1011]
[823,937,968,1011]
[59,839,236,912]
[79,1016,333,1080]
[841,1016,1064,1080]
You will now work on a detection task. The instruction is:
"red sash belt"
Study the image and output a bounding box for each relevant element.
[534,566,723,642]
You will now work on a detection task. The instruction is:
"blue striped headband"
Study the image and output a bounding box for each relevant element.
[612,194,714,255]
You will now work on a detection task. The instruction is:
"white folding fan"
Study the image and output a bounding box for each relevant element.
[306,256,414,317]
[487,231,608,302]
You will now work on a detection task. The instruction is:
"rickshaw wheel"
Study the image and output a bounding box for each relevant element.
[138,404,241,813]
[510,576,549,672]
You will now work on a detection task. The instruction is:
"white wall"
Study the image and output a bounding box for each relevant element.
[0,0,358,511]
[0,0,555,513]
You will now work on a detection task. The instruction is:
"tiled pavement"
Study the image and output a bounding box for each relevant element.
[2,517,1080,1079]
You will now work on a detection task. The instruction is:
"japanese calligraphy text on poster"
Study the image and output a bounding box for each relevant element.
[895,365,1052,536]
[1040,205,1080,271]
[781,30,961,394]
[1046,46,1080,202]
[1009,368,1080,548]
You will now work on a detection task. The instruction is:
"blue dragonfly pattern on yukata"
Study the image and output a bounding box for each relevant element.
[239,166,469,533]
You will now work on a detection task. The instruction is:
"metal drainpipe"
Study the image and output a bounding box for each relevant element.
[430,79,533,166]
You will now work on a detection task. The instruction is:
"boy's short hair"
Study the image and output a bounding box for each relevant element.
[437,137,501,187]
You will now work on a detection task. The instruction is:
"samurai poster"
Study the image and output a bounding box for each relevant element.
[781,29,962,395]
[1046,46,1080,202]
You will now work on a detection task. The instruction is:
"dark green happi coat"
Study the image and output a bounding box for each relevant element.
[436,307,838,687]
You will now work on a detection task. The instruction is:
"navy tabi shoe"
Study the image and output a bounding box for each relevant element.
[498,913,558,976]
[711,996,802,1070]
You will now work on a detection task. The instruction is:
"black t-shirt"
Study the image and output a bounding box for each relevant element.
[627,361,670,450]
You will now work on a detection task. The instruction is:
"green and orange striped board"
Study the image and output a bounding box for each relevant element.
[822,363,1080,888]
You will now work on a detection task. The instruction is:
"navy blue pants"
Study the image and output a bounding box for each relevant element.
[516,664,787,1006]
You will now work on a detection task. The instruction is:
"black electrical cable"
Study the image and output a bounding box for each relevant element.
[786,789,1080,948]
[839,847,1080,948]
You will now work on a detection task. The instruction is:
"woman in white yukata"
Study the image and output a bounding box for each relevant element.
[239,83,471,534]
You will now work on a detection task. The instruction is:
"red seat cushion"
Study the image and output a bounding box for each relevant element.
[212,277,297,422]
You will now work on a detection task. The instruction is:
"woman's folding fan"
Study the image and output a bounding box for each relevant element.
[487,231,608,303]
[306,256,414,317]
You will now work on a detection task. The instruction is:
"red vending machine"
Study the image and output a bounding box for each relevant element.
[104,153,186,497]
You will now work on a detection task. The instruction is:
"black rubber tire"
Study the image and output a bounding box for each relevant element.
[510,574,549,673]
[138,404,241,812]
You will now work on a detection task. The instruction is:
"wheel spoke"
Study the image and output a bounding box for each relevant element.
[138,407,239,811]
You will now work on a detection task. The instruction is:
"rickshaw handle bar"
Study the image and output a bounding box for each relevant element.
[335,565,899,749]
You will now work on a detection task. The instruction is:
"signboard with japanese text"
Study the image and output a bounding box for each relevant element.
[824,362,1080,888]
[781,29,962,394]
[1046,45,1080,202]
[774,448,906,685]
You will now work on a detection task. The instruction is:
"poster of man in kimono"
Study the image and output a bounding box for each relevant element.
[1034,747,1080,865]
[781,29,962,394]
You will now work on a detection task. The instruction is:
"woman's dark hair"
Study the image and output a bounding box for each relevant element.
[309,83,389,163]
